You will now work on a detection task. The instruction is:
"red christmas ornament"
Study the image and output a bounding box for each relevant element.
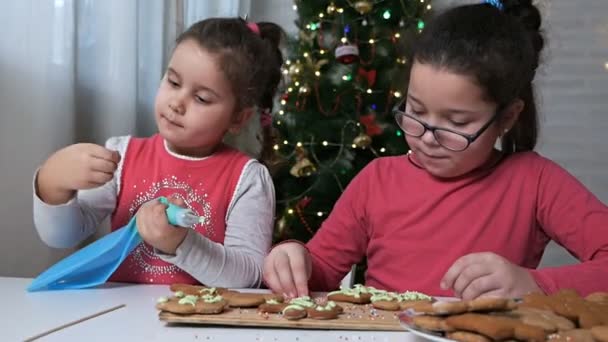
[359,113,383,136]
[357,67,377,87]
[335,42,359,64]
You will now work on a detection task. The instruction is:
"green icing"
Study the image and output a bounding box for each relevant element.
[174,291,185,298]
[266,299,280,305]
[315,301,337,311]
[370,293,396,302]
[283,304,305,312]
[157,296,169,303]
[199,287,217,295]
[289,296,315,308]
[399,291,432,301]
[178,295,198,306]
[201,294,223,303]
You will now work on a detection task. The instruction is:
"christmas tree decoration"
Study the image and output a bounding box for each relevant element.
[353,133,372,148]
[353,0,374,15]
[289,157,317,177]
[359,113,383,136]
[335,41,359,64]
[326,2,337,14]
[289,147,317,177]
[272,0,430,248]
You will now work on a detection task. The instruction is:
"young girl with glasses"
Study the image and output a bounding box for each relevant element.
[263,0,608,299]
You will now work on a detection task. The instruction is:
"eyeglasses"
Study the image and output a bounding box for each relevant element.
[392,99,501,152]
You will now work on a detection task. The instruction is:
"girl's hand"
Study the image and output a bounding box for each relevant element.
[135,196,188,255]
[37,143,121,204]
[440,252,542,300]
[263,242,312,298]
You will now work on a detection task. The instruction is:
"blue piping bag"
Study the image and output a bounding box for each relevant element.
[27,197,199,291]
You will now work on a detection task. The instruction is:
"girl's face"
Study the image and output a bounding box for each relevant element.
[154,39,251,157]
[403,62,510,178]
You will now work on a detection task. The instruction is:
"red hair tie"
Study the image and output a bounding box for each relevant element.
[247,22,260,35]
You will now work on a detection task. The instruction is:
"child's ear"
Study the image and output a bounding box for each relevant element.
[500,99,524,134]
[228,107,255,134]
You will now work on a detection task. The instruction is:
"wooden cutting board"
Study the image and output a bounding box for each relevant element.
[159,302,403,331]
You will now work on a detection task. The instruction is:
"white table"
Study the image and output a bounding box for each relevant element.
[2,277,429,342]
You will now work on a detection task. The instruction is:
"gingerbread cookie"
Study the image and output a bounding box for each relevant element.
[513,307,575,333]
[446,313,546,341]
[467,297,512,312]
[327,284,373,304]
[371,292,401,311]
[591,325,608,342]
[400,299,437,313]
[225,292,270,308]
[548,329,596,342]
[156,294,227,314]
[445,331,491,342]
[306,301,342,320]
[371,290,433,311]
[431,300,470,315]
[257,298,287,314]
[169,283,232,296]
[282,304,308,320]
[279,296,317,320]
[411,315,453,332]
[587,292,608,304]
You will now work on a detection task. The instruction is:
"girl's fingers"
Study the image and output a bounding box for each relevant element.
[461,275,501,300]
[274,254,298,298]
[288,254,310,297]
[452,263,492,297]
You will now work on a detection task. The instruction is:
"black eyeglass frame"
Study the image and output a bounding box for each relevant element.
[392,99,503,152]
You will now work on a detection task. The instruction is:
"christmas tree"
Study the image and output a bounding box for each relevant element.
[270,1,430,243]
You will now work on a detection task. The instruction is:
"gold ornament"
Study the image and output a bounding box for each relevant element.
[288,60,304,76]
[354,1,373,15]
[353,133,372,148]
[327,2,336,14]
[290,157,317,177]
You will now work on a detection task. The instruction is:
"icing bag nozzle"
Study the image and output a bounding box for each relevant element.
[160,197,201,228]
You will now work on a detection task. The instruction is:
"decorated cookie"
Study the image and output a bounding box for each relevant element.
[370,292,402,311]
[282,304,308,320]
[306,301,342,320]
[327,284,373,304]
[371,290,433,311]
[156,293,227,314]
[169,283,232,296]
[257,298,288,314]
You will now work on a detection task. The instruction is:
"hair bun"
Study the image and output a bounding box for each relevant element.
[502,0,542,31]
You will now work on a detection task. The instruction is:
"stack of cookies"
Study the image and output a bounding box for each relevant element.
[404,290,608,342]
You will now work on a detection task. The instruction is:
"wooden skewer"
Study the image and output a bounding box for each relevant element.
[23,304,126,341]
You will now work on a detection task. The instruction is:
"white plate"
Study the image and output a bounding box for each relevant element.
[398,311,455,342]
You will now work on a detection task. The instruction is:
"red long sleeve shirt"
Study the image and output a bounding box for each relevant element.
[307,152,608,296]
